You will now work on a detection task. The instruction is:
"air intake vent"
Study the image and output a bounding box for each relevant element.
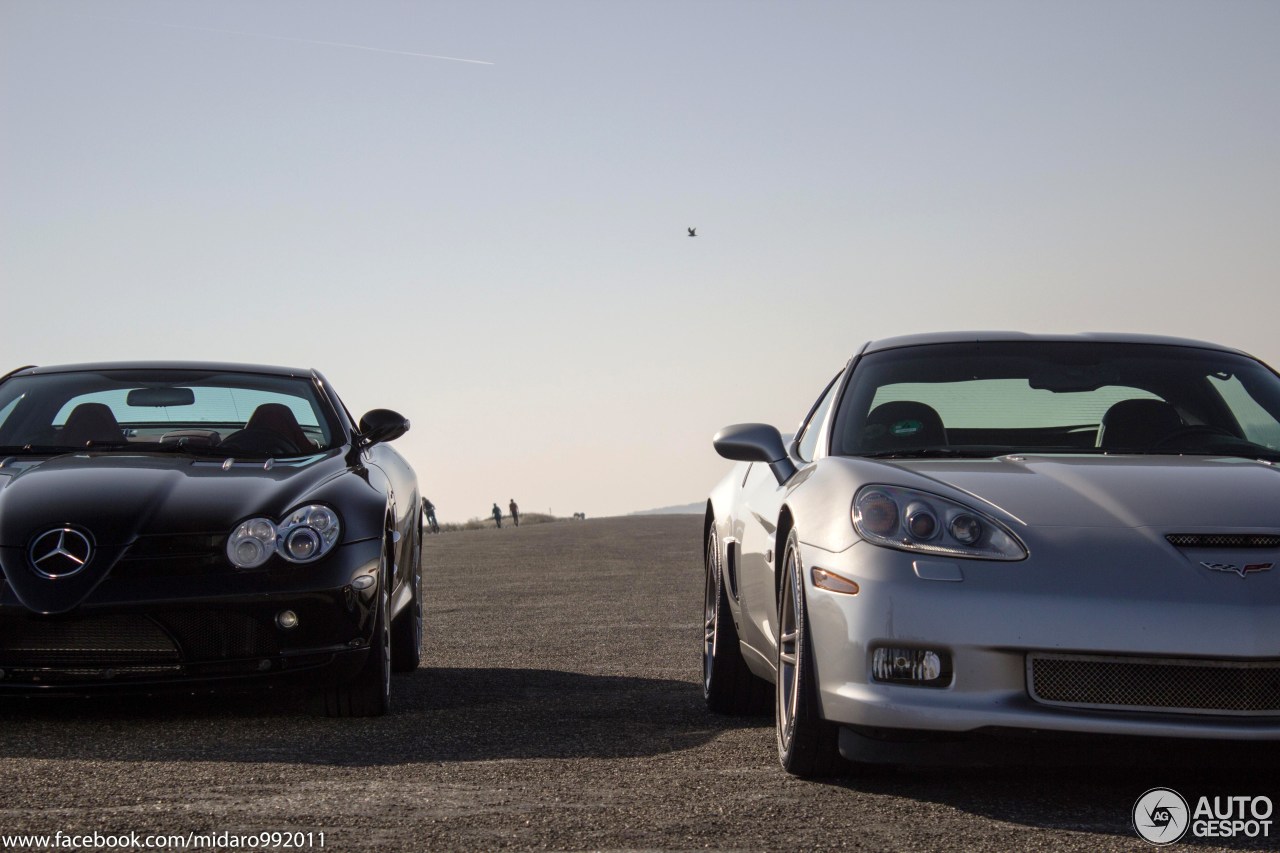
[1166,533,1280,548]
[1029,653,1280,715]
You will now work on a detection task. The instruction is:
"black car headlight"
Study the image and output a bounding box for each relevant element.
[852,485,1026,561]
[226,504,342,568]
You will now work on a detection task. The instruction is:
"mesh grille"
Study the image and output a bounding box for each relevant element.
[1166,533,1280,548]
[0,612,276,668]
[155,611,278,661]
[0,615,179,666]
[1029,654,1280,715]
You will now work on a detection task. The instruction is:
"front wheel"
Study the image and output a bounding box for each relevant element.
[776,529,845,777]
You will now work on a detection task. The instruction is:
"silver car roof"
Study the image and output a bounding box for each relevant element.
[860,331,1250,358]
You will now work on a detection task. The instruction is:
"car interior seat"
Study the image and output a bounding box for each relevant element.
[58,403,125,447]
[1096,399,1184,452]
[243,403,315,451]
[858,401,948,453]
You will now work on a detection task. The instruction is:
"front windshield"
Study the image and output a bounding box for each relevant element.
[831,342,1280,461]
[0,368,342,458]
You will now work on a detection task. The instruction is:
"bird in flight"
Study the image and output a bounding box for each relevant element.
[688,227,697,237]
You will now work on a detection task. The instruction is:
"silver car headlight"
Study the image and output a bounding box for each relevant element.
[226,504,341,568]
[227,517,277,568]
[852,485,1026,561]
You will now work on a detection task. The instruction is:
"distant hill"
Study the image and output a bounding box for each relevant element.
[631,501,703,516]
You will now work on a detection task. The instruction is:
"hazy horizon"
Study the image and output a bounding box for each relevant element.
[3,1,1278,521]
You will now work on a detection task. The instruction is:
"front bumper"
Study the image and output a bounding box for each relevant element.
[0,538,383,696]
[801,530,1280,742]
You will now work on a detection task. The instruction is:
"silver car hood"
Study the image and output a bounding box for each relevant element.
[890,455,1280,529]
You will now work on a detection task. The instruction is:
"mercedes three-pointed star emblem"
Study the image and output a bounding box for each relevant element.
[28,527,95,578]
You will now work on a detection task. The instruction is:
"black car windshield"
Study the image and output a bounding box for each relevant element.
[831,342,1280,461]
[0,368,342,458]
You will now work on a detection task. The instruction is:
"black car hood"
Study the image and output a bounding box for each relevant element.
[0,451,347,614]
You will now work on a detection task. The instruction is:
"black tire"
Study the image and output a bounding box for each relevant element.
[320,552,392,717]
[703,524,770,714]
[390,522,423,673]
[776,529,846,777]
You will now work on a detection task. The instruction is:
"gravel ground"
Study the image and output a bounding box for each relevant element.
[0,515,1275,851]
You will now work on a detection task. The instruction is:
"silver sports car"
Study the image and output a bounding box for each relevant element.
[705,332,1280,776]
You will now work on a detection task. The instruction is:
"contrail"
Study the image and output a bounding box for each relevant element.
[74,14,495,65]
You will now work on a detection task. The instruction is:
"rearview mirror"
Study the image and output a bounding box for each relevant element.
[358,409,409,446]
[127,387,196,407]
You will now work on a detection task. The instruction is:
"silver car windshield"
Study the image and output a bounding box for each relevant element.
[832,342,1280,460]
[0,369,341,457]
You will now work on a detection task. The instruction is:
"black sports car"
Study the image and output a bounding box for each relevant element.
[0,361,422,716]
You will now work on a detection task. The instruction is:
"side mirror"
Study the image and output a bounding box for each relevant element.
[713,423,796,484]
[358,409,410,447]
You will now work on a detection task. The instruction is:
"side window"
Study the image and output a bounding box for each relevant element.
[796,372,844,462]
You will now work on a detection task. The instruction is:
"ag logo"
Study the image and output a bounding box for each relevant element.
[1133,787,1189,845]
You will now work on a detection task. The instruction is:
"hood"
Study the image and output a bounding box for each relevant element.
[0,451,348,614]
[892,455,1280,530]
[0,452,347,546]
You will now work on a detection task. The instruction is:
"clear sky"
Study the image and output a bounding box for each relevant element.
[2,1,1277,521]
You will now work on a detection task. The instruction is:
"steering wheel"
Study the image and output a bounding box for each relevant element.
[1148,425,1237,452]
[218,428,302,456]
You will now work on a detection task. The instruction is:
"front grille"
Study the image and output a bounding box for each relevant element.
[110,533,229,579]
[1,665,185,683]
[0,615,180,666]
[1166,533,1280,548]
[1029,654,1280,716]
[0,611,277,670]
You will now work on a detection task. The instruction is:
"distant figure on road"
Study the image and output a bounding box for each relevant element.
[422,497,439,534]
[509,498,520,527]
[687,227,697,237]
[492,502,503,529]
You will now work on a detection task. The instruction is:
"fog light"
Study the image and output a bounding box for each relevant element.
[276,610,299,629]
[351,575,375,591]
[872,647,950,686]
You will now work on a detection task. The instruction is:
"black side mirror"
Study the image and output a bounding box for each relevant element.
[358,409,410,447]
[713,423,796,484]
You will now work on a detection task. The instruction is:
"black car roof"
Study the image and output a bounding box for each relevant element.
[860,331,1250,358]
[7,361,317,379]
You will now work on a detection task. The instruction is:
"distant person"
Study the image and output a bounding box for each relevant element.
[422,497,439,534]
[509,498,520,527]
[492,502,503,529]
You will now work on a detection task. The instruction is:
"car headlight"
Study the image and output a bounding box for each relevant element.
[226,504,342,568]
[852,485,1026,561]
[227,517,277,569]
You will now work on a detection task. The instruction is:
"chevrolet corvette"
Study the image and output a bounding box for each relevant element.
[706,333,1280,775]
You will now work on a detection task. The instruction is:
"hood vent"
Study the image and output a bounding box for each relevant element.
[1166,533,1280,548]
